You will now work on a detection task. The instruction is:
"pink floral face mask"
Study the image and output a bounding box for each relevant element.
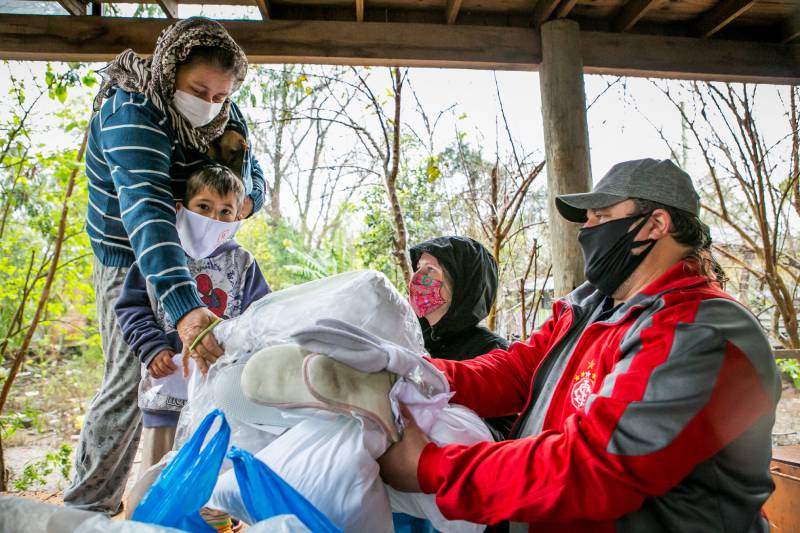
[409,271,446,318]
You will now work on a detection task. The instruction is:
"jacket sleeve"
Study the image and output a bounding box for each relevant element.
[240,258,271,311]
[247,152,266,215]
[228,102,265,214]
[100,99,204,324]
[427,308,560,419]
[114,262,174,368]
[417,298,778,525]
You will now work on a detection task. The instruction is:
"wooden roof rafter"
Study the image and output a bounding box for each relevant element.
[254,0,270,20]
[781,11,800,43]
[57,0,86,16]
[445,0,462,25]
[155,0,179,18]
[532,0,561,26]
[553,0,579,20]
[695,0,756,39]
[533,0,581,27]
[613,0,660,33]
[356,0,365,22]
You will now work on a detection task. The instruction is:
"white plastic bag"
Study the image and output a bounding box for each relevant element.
[209,414,392,533]
[148,354,192,400]
[387,404,492,533]
[247,515,313,533]
[175,270,425,451]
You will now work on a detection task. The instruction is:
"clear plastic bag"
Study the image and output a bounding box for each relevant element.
[172,270,486,532]
[175,270,424,452]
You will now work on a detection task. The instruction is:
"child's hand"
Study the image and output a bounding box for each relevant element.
[149,350,178,379]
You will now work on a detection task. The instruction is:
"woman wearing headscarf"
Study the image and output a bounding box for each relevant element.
[64,17,264,514]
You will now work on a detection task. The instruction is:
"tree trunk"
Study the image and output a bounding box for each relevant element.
[385,67,412,284]
[487,165,501,329]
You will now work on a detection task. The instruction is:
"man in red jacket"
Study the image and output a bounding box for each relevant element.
[379,159,781,532]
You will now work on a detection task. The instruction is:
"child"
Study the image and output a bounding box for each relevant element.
[115,164,270,490]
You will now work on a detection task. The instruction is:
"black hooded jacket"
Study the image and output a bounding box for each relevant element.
[410,236,509,360]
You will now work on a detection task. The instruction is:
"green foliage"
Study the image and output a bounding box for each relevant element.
[237,217,358,290]
[0,408,45,440]
[283,230,359,282]
[2,348,103,448]
[12,443,72,491]
[0,61,101,416]
[777,358,800,389]
[355,156,448,287]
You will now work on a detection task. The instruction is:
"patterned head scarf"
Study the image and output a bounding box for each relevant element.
[93,17,248,152]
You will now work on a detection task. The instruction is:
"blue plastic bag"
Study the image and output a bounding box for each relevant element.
[133,409,231,532]
[228,447,341,533]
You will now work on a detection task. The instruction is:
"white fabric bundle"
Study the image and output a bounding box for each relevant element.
[173,270,489,532]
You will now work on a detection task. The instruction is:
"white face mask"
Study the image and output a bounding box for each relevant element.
[175,206,240,260]
[173,90,224,128]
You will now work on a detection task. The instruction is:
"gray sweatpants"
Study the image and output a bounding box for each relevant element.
[63,258,143,514]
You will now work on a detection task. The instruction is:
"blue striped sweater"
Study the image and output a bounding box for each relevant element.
[85,87,265,324]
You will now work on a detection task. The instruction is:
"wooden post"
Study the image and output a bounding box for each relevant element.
[539,19,591,297]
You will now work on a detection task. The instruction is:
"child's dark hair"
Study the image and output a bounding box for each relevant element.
[184,165,245,208]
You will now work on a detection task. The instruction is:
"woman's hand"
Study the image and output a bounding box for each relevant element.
[176,307,224,376]
[148,350,177,379]
[378,405,430,493]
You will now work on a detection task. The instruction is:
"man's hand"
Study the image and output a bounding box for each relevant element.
[239,196,254,220]
[378,405,430,493]
[176,307,224,376]
[148,349,177,379]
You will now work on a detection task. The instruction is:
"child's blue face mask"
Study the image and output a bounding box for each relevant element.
[175,205,241,259]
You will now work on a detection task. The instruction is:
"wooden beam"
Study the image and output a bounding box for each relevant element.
[445,0,463,25]
[155,0,178,18]
[540,19,590,297]
[57,0,85,15]
[0,15,539,69]
[532,0,561,26]
[0,15,797,84]
[254,0,270,20]
[554,0,579,19]
[695,0,755,39]
[579,31,800,85]
[775,349,800,361]
[613,0,660,33]
[782,13,800,44]
[356,0,365,22]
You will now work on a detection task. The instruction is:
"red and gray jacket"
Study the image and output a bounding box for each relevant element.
[420,260,780,532]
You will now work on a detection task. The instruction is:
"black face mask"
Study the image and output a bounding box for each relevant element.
[578,213,657,297]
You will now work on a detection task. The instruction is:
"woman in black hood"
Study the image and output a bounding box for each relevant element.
[400,236,513,532]
[409,236,509,360]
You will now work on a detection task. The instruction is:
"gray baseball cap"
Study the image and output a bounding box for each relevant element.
[555,158,700,223]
